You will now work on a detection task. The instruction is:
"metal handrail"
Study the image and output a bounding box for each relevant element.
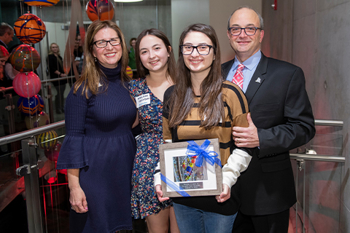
[0,75,76,92]
[290,153,345,163]
[0,120,65,146]
[0,119,344,147]
[315,119,343,127]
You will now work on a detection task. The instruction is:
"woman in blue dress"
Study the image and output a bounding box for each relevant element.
[129,29,179,233]
[57,20,138,233]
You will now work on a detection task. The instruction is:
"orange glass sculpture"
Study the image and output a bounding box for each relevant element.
[24,0,60,7]
[86,0,115,21]
[14,13,46,44]
[9,44,41,72]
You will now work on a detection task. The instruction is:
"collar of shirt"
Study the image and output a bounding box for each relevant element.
[0,39,8,49]
[227,50,262,93]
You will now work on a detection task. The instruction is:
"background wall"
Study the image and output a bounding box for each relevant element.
[261,1,350,232]
[117,0,172,48]
[209,0,261,63]
[171,0,210,59]
[170,0,261,61]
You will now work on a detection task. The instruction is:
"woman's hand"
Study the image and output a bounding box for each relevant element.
[155,184,169,202]
[215,184,230,203]
[68,169,88,213]
[69,186,88,213]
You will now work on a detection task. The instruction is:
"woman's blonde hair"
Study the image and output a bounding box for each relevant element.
[48,43,60,55]
[74,20,130,98]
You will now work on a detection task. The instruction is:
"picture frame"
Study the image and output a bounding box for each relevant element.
[159,138,222,197]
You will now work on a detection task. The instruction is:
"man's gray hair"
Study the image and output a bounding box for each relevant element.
[0,22,14,37]
[227,6,264,30]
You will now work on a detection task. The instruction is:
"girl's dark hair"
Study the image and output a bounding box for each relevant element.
[168,23,224,130]
[135,28,176,81]
[129,37,136,46]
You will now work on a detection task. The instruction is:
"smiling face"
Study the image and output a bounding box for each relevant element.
[227,8,264,62]
[50,43,59,54]
[182,31,215,78]
[92,27,122,69]
[139,35,169,74]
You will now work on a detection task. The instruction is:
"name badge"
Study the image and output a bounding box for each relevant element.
[135,93,151,108]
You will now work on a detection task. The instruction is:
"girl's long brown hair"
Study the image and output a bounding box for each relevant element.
[135,28,176,81]
[73,20,130,98]
[168,23,224,130]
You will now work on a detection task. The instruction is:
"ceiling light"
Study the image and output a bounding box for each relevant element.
[114,0,143,2]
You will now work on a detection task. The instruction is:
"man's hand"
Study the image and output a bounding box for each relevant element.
[232,113,259,148]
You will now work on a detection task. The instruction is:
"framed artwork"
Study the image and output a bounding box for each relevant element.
[159,139,222,197]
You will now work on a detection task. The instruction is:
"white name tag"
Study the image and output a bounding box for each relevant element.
[135,93,151,108]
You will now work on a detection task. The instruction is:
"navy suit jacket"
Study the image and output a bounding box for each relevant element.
[0,40,8,51]
[222,53,315,215]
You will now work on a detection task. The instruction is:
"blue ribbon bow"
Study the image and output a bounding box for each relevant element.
[160,173,191,197]
[186,139,222,168]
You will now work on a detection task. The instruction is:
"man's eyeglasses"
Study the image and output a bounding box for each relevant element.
[93,37,121,48]
[228,27,262,36]
[180,44,213,55]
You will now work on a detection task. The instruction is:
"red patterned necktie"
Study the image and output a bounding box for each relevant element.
[232,64,245,89]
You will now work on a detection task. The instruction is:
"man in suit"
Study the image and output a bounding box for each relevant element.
[0,23,14,51]
[222,6,315,233]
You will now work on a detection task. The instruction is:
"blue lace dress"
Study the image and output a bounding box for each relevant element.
[57,64,136,233]
[129,78,172,219]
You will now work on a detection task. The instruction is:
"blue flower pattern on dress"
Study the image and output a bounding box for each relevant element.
[129,78,172,219]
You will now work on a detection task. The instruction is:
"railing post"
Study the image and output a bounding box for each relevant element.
[47,85,54,123]
[4,93,15,135]
[303,164,306,233]
[5,93,20,174]
[297,159,305,171]
[295,162,299,233]
[20,138,44,233]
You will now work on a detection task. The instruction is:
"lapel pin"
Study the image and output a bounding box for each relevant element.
[255,77,261,83]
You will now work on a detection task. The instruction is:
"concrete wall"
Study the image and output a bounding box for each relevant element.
[170,0,261,62]
[209,0,262,63]
[117,1,172,49]
[39,0,172,56]
[171,0,210,59]
[261,0,350,232]
[261,1,293,63]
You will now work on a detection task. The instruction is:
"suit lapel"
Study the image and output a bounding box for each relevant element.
[222,59,235,80]
[245,54,268,104]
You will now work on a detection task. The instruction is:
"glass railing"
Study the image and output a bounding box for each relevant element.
[0,121,66,233]
[289,119,345,233]
[0,119,345,233]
